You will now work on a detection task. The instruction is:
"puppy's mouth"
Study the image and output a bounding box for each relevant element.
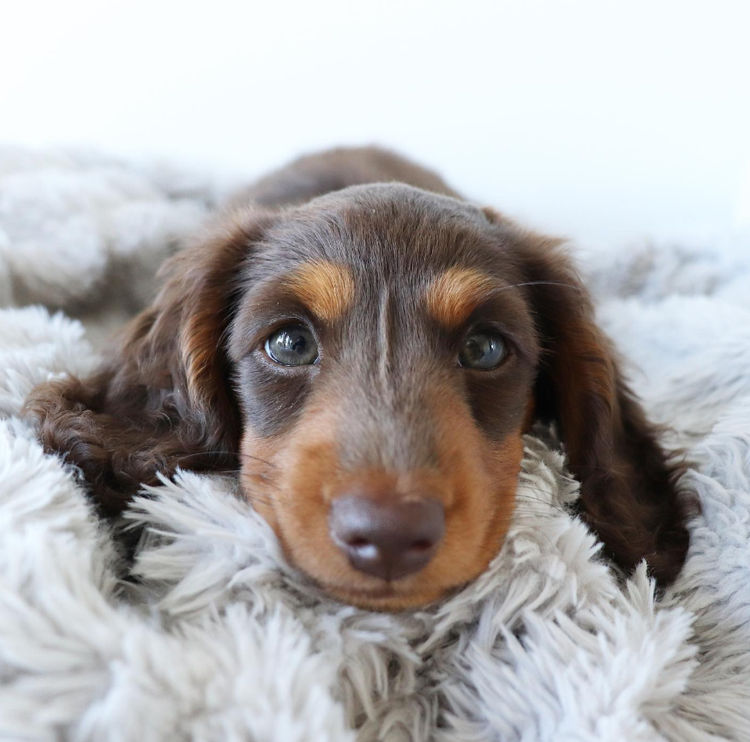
[329,583,398,601]
[322,584,415,611]
[314,572,451,611]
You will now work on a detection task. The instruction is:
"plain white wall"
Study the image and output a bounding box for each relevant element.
[2,0,749,244]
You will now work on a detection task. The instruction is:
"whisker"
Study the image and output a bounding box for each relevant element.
[514,491,572,513]
[243,488,294,508]
[490,280,583,296]
[171,449,280,471]
[242,471,281,490]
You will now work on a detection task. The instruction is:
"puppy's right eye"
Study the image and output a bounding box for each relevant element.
[265,325,319,366]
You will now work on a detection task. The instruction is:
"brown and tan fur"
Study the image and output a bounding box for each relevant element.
[25,147,693,610]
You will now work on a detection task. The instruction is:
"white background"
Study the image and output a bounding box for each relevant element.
[2,0,749,245]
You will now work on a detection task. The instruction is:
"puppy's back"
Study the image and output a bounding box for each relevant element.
[234,146,460,209]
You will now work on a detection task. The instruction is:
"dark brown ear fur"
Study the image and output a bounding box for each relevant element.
[25,208,273,518]
[516,234,692,586]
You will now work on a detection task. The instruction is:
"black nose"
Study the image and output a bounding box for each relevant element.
[329,495,445,581]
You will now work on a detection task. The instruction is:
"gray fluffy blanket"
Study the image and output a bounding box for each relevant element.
[1,147,750,741]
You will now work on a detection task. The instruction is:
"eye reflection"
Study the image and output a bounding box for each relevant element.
[459,330,507,370]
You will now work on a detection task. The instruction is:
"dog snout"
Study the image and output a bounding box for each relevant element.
[328,493,445,581]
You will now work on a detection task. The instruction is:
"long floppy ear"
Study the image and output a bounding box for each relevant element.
[513,232,692,586]
[25,208,275,518]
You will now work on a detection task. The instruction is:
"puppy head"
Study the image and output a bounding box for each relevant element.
[226,186,540,608]
[27,185,690,610]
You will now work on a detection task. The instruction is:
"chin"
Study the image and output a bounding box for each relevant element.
[319,581,452,612]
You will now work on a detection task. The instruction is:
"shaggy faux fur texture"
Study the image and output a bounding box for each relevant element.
[1,148,750,741]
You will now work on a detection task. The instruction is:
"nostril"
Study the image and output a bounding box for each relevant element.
[409,539,434,552]
[346,536,371,549]
[348,541,379,563]
[345,536,380,560]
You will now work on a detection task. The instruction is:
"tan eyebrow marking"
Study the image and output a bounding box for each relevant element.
[284,260,356,321]
[425,267,499,327]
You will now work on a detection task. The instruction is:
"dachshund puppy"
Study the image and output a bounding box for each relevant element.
[27,147,690,610]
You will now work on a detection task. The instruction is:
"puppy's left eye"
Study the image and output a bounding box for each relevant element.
[459,330,507,370]
[265,325,319,366]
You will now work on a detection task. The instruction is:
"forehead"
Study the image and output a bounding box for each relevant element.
[246,184,526,293]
